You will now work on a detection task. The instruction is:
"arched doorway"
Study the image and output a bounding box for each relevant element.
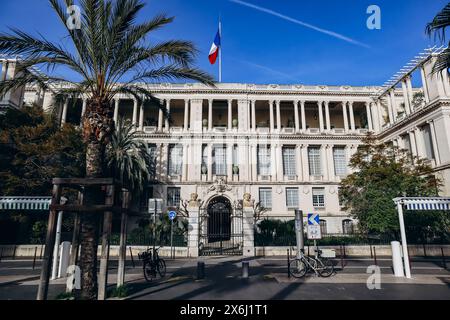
[199,196,243,256]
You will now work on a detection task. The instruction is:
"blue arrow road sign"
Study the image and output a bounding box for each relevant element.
[168,211,177,221]
[308,213,320,225]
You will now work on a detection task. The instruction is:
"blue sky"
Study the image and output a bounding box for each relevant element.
[0,0,448,86]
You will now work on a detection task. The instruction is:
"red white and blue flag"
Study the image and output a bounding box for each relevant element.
[208,28,221,65]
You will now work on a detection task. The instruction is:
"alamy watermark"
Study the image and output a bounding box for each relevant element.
[367,5,381,30]
[366,265,382,290]
[66,5,81,30]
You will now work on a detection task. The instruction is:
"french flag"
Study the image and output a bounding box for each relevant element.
[208,29,221,65]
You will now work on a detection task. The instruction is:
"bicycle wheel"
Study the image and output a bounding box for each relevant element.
[289,259,308,278]
[157,259,166,278]
[143,262,156,282]
[317,258,334,277]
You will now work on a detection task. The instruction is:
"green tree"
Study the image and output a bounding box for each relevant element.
[0,0,214,299]
[0,104,86,196]
[426,2,450,72]
[339,135,448,241]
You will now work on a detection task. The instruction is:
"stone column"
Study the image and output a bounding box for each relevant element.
[386,95,394,124]
[269,100,274,132]
[243,207,255,257]
[182,144,188,181]
[295,144,302,181]
[270,143,277,180]
[389,90,398,121]
[301,144,309,182]
[300,101,306,132]
[376,100,383,129]
[187,206,200,258]
[157,106,163,131]
[208,99,213,131]
[318,101,324,132]
[322,145,329,181]
[428,120,441,165]
[294,100,300,132]
[132,99,138,127]
[408,130,418,157]
[370,101,379,132]
[190,99,203,132]
[348,101,355,132]
[113,98,120,123]
[60,97,69,126]
[365,101,373,131]
[228,99,233,130]
[324,101,331,131]
[327,144,335,182]
[276,144,283,181]
[227,143,233,178]
[165,99,170,132]
[342,101,349,132]
[207,143,213,181]
[401,80,411,115]
[406,76,414,107]
[414,127,426,159]
[251,143,258,181]
[139,100,144,130]
[184,99,189,131]
[251,100,256,132]
[276,100,281,131]
[80,98,87,129]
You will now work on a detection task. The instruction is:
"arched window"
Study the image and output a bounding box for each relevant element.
[319,219,327,235]
[342,219,354,235]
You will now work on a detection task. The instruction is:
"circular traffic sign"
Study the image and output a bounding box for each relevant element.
[168,210,177,221]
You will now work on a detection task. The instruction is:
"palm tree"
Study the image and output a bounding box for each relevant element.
[426,2,450,72]
[106,118,153,192]
[0,0,214,299]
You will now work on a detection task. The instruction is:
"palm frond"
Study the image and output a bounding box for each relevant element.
[426,2,450,42]
[129,66,216,86]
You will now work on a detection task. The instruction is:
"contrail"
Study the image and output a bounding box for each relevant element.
[229,0,370,48]
[235,58,299,82]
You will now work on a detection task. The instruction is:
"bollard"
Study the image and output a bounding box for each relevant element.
[242,261,249,279]
[129,247,135,268]
[373,246,378,266]
[197,261,205,280]
[370,245,373,258]
[287,249,290,278]
[13,245,17,260]
[391,241,404,277]
[340,245,345,271]
[423,243,427,257]
[32,247,38,270]
[39,245,43,259]
[441,247,447,270]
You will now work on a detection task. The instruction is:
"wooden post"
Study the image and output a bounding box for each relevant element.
[69,191,83,269]
[37,184,61,300]
[98,185,114,300]
[117,190,129,288]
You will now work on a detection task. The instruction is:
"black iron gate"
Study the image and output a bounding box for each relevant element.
[199,196,243,256]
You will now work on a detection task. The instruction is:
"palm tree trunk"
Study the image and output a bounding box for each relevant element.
[79,141,105,300]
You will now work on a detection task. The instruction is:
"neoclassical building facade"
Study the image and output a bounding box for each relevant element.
[1,48,450,255]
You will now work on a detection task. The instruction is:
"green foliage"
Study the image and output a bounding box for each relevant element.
[55,292,75,300]
[339,135,449,242]
[30,220,47,244]
[0,105,86,196]
[105,119,154,192]
[425,3,450,72]
[108,285,129,298]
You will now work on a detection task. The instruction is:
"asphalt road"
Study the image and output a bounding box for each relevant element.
[0,256,449,300]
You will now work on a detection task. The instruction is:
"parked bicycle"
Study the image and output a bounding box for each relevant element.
[138,247,167,282]
[289,249,334,278]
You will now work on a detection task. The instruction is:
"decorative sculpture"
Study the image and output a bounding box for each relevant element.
[243,192,254,207]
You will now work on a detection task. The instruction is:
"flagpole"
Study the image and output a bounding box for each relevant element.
[219,17,222,83]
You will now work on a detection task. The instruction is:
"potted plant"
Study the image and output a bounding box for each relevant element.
[232,118,238,128]
[232,165,239,174]
[202,119,208,127]
[201,164,208,174]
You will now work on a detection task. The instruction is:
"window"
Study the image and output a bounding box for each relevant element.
[257,145,271,175]
[232,144,238,166]
[259,188,272,209]
[422,124,435,160]
[342,219,354,235]
[333,146,347,176]
[167,187,180,207]
[148,144,158,177]
[283,146,296,177]
[308,146,322,176]
[320,219,327,235]
[402,134,412,157]
[201,144,208,172]
[168,144,183,176]
[312,188,325,207]
[213,145,227,175]
[285,188,299,208]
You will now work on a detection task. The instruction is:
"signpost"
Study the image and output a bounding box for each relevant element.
[307,213,321,258]
[294,209,304,259]
[148,199,163,253]
[168,210,177,259]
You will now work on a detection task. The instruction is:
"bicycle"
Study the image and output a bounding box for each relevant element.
[289,249,334,278]
[138,247,167,282]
